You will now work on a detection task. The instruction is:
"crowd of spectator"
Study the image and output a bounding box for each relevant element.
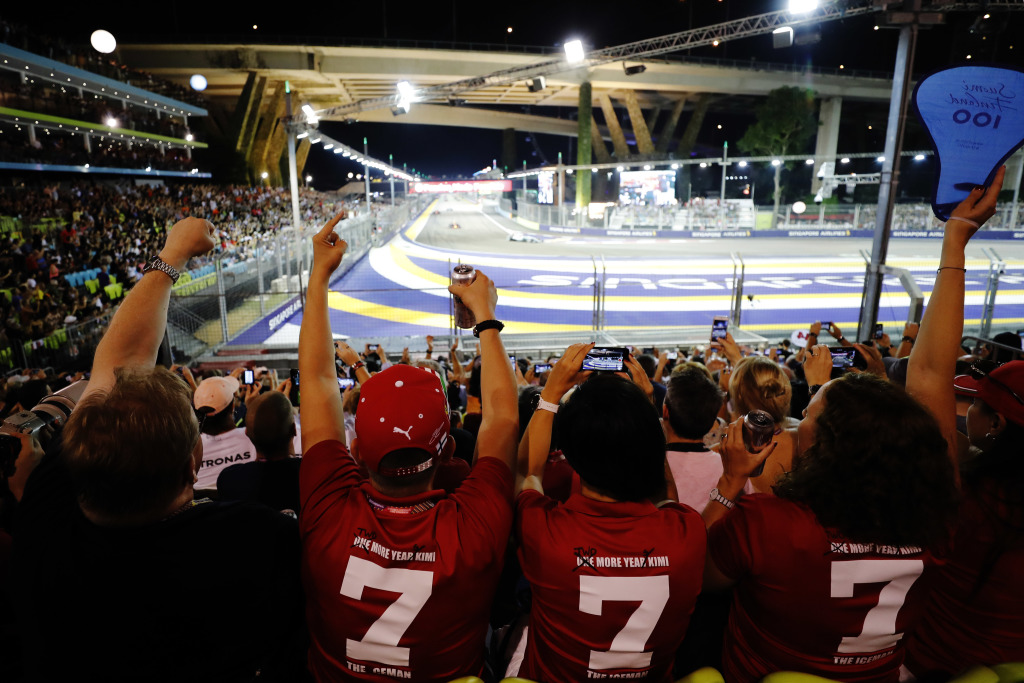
[0,122,195,171]
[1,174,1020,683]
[0,17,209,109]
[0,181,359,363]
[0,71,192,140]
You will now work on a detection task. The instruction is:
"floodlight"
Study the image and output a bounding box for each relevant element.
[302,104,319,124]
[700,163,708,168]
[334,148,343,154]
[788,0,818,12]
[310,137,322,144]
[564,39,585,65]
[306,175,313,182]
[914,154,925,161]
[771,159,782,166]
[90,30,116,54]
[323,144,334,150]
[805,158,814,165]
[840,157,850,163]
[396,81,416,100]
[145,166,151,172]
[670,164,679,170]
[105,117,119,128]
[185,133,194,141]
[296,132,308,139]
[261,171,269,179]
[738,161,747,168]
[792,201,807,214]
[773,27,794,49]
[189,74,208,91]
[877,156,885,162]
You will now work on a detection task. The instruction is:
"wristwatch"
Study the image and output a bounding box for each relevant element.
[709,487,736,510]
[142,256,180,284]
[472,319,505,337]
[536,397,559,414]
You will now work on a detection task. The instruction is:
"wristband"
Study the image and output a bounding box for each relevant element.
[937,266,967,273]
[836,336,845,343]
[352,361,365,370]
[473,319,505,337]
[948,217,980,228]
[536,397,560,414]
[902,336,915,344]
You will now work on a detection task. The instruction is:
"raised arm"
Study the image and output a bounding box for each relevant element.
[447,272,518,472]
[83,217,214,401]
[907,167,1004,471]
[516,343,593,493]
[299,213,348,451]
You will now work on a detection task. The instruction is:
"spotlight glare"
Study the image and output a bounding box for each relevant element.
[564,39,585,64]
[189,74,208,91]
[90,30,116,54]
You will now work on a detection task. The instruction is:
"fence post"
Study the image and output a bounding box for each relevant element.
[216,257,230,345]
[980,247,1005,339]
[256,245,266,317]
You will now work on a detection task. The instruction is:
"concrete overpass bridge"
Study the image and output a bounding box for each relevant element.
[118,41,894,184]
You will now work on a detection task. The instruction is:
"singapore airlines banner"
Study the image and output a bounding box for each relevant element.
[913,64,1024,221]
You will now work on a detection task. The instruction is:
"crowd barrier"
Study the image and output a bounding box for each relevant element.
[539,225,1024,240]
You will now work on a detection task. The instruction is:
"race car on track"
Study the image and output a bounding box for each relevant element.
[508,231,541,243]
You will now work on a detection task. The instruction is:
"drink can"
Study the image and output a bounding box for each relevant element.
[451,264,477,329]
[742,409,775,477]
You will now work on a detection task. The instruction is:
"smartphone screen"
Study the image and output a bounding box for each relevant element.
[338,377,355,390]
[666,351,678,360]
[874,323,884,340]
[289,368,300,407]
[509,354,517,367]
[243,369,255,385]
[369,344,379,351]
[581,347,627,372]
[533,363,552,374]
[831,347,856,369]
[711,316,729,341]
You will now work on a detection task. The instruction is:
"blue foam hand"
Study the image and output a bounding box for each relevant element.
[913,65,1024,221]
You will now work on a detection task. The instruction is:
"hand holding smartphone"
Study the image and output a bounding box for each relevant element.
[711,316,729,342]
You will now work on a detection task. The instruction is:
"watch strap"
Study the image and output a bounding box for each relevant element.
[143,256,180,284]
[536,397,559,414]
[473,319,505,337]
[709,487,736,510]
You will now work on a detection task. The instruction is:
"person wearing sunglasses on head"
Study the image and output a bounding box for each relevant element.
[904,167,1024,677]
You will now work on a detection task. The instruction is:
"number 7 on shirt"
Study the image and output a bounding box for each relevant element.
[580,575,671,670]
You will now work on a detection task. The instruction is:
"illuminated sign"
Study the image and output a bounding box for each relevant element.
[409,180,513,194]
[619,170,676,206]
[538,171,554,204]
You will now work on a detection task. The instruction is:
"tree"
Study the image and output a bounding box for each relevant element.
[738,87,819,229]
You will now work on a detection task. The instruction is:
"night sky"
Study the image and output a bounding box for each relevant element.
[2,2,1020,190]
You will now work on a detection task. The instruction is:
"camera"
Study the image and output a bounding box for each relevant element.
[0,380,88,477]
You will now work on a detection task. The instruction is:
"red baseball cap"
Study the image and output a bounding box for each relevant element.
[953,360,1024,427]
[354,364,451,477]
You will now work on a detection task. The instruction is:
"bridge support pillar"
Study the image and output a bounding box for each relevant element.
[248,82,286,184]
[576,82,593,212]
[655,98,686,155]
[812,97,842,194]
[623,89,655,156]
[598,93,630,159]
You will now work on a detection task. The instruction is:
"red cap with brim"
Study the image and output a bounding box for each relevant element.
[354,364,450,477]
[953,360,1024,427]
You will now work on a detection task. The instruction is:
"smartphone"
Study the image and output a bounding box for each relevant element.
[509,354,517,367]
[581,346,627,372]
[338,377,355,390]
[874,323,884,340]
[642,347,655,355]
[368,344,379,351]
[289,368,300,406]
[830,347,856,369]
[533,363,553,374]
[823,321,834,334]
[242,369,255,385]
[711,316,729,342]
[667,351,678,360]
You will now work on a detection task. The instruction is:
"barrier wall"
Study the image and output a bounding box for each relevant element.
[537,224,1024,240]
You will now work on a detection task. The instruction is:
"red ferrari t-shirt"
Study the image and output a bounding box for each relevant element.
[904,487,1024,676]
[516,489,706,683]
[709,494,938,683]
[300,440,513,682]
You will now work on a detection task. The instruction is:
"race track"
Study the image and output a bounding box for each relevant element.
[247,197,1024,345]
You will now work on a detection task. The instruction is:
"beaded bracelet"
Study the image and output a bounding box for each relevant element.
[936,266,967,274]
